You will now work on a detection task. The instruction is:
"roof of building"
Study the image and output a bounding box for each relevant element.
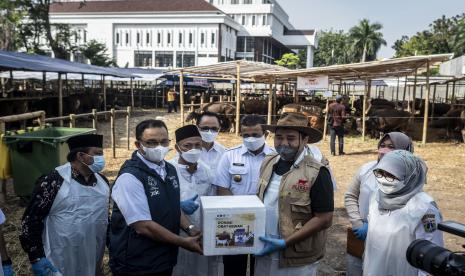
[50,0,221,13]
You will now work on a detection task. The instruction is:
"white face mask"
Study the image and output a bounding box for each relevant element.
[181,148,202,164]
[200,130,218,143]
[376,177,406,194]
[243,135,265,151]
[142,145,169,163]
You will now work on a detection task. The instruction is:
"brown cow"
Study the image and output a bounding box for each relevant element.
[280,103,325,130]
[186,102,236,132]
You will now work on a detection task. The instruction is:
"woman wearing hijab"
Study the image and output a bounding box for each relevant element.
[344,132,414,275]
[363,150,443,276]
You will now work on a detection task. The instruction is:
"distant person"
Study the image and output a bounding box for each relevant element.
[344,132,414,276]
[167,88,177,113]
[363,150,443,276]
[328,95,346,156]
[19,134,109,276]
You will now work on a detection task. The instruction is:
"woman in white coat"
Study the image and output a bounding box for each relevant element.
[344,132,413,276]
[363,150,443,276]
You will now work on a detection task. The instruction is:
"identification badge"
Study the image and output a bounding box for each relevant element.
[233,163,245,166]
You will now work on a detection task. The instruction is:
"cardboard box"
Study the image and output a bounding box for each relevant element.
[201,195,266,256]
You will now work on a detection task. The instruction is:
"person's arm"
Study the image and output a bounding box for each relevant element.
[344,169,364,228]
[132,220,202,254]
[213,153,233,195]
[285,167,334,246]
[0,226,9,264]
[19,171,63,262]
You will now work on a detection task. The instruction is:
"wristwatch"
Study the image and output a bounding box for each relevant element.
[185,224,196,235]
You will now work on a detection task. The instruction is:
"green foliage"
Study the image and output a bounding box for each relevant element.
[393,13,465,58]
[349,19,386,62]
[314,30,354,66]
[274,53,301,69]
[0,1,25,50]
[80,40,117,67]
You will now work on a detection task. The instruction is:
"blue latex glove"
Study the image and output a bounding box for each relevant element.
[31,258,58,276]
[180,195,199,215]
[3,264,14,276]
[255,236,286,256]
[352,222,368,241]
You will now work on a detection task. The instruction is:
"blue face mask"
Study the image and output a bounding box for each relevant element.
[83,154,105,173]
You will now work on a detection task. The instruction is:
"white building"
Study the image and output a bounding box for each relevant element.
[49,0,316,68]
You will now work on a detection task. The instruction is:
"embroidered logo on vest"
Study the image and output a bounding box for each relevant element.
[147,176,160,197]
[292,179,310,193]
[167,175,179,189]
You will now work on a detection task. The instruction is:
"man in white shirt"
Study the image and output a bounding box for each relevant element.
[196,111,227,172]
[109,119,202,276]
[214,114,274,276]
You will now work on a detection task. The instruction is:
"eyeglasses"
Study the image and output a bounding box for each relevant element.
[198,126,220,132]
[373,169,398,182]
[379,143,395,150]
[139,139,170,148]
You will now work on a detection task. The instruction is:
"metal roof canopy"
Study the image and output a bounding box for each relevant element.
[249,54,454,82]
[0,50,134,78]
[166,60,291,80]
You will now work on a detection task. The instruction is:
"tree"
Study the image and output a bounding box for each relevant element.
[274,53,301,69]
[349,19,386,62]
[80,40,116,67]
[453,18,465,56]
[0,1,24,50]
[314,30,354,67]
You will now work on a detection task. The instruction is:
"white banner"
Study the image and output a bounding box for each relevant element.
[297,75,329,90]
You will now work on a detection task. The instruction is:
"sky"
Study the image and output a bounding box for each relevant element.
[275,0,465,58]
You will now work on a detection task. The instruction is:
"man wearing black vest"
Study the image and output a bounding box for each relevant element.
[109,119,202,276]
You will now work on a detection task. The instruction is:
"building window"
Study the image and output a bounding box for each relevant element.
[201,33,205,44]
[146,33,150,44]
[209,54,218,58]
[83,31,87,43]
[179,33,182,44]
[134,51,152,67]
[73,52,86,64]
[209,0,213,3]
[262,0,270,3]
[242,16,245,25]
[262,15,266,25]
[252,15,256,26]
[137,33,140,44]
[198,53,207,58]
[231,0,239,4]
[157,33,161,44]
[176,51,195,68]
[237,36,245,52]
[189,33,193,44]
[231,14,235,20]
[125,33,129,44]
[116,33,120,44]
[167,33,171,44]
[211,33,215,45]
[246,37,255,52]
[244,0,252,4]
[155,51,173,67]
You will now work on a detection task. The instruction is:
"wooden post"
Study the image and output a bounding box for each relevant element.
[110,108,116,158]
[445,82,449,103]
[126,106,131,150]
[323,98,330,141]
[180,71,185,126]
[267,82,273,125]
[102,76,107,111]
[402,76,408,111]
[190,100,194,112]
[42,72,46,93]
[422,60,430,146]
[69,114,76,128]
[431,84,437,121]
[219,95,224,103]
[130,78,135,108]
[235,62,241,136]
[210,96,214,103]
[200,94,205,108]
[362,80,371,142]
[293,83,298,103]
[412,70,417,115]
[58,73,63,126]
[92,109,97,130]
[396,77,400,104]
[452,81,456,103]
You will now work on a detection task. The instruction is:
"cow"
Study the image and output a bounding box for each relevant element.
[242,99,268,115]
[185,102,236,132]
[358,108,413,139]
[431,109,465,142]
[280,103,325,130]
[418,101,451,118]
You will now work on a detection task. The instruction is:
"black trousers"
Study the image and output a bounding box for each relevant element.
[167,101,177,113]
[330,126,345,154]
[223,254,254,276]
[113,270,172,276]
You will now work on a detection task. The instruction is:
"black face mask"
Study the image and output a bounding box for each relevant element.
[276,145,299,161]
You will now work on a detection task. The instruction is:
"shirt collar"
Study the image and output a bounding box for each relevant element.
[240,143,274,156]
[203,141,224,153]
[136,151,166,170]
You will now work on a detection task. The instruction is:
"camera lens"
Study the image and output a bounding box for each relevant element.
[406,239,451,275]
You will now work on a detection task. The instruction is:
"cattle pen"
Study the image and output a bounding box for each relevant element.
[168,54,464,145]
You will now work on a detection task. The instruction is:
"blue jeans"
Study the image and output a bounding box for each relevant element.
[330,126,344,154]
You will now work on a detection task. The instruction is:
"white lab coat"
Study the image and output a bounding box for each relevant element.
[363,192,443,276]
[170,158,222,276]
[43,163,109,276]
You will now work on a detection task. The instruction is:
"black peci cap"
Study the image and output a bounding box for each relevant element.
[175,125,201,143]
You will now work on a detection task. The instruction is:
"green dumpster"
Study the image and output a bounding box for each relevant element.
[3,127,96,198]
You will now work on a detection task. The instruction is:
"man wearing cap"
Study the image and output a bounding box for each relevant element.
[19,134,109,276]
[109,120,202,276]
[169,125,220,276]
[214,114,274,276]
[254,113,334,276]
[328,95,347,156]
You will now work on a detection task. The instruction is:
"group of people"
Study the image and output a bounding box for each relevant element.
[0,107,444,276]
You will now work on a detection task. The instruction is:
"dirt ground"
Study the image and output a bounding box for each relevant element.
[2,108,465,275]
